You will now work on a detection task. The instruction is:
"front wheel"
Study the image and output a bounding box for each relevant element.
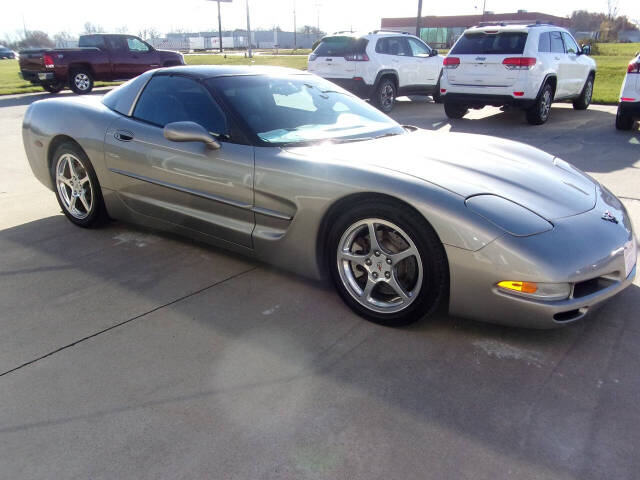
[616,105,634,130]
[573,75,594,110]
[373,78,396,113]
[526,83,553,125]
[51,142,108,227]
[69,69,94,94]
[328,200,448,327]
[444,102,468,119]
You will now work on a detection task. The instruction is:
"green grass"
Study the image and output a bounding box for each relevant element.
[1,44,638,103]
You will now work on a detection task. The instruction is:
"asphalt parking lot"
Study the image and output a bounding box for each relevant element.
[1,90,639,479]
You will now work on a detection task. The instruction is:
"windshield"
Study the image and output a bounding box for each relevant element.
[450,32,528,55]
[208,74,403,146]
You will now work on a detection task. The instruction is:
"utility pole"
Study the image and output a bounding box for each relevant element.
[217,1,223,53]
[482,0,487,15]
[416,0,423,37]
[293,0,297,49]
[246,0,252,58]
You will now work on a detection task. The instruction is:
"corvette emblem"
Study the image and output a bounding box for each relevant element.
[601,211,618,224]
[377,262,383,271]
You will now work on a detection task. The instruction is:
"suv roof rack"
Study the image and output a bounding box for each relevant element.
[369,30,411,35]
[474,20,554,27]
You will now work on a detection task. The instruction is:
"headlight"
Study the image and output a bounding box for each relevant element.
[465,194,552,237]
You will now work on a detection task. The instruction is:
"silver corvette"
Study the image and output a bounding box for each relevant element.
[22,66,637,328]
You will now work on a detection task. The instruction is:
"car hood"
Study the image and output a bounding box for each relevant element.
[287,129,597,220]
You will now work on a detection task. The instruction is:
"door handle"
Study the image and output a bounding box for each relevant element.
[114,130,134,142]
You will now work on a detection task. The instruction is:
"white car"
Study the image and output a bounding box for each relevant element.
[308,31,443,112]
[616,54,640,130]
[440,24,596,125]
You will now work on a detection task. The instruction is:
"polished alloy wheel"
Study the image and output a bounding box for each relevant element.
[74,73,91,91]
[337,218,423,314]
[380,84,394,110]
[55,153,94,219]
[540,89,552,121]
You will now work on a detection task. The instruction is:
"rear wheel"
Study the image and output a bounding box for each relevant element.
[616,105,634,130]
[573,75,594,110]
[42,82,64,93]
[69,69,94,94]
[51,142,107,227]
[373,78,396,113]
[526,83,553,125]
[444,102,468,119]
[328,199,448,327]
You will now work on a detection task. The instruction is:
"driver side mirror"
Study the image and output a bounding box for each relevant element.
[430,49,438,57]
[164,121,221,150]
[581,44,591,55]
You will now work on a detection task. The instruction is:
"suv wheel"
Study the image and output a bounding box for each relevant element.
[42,82,64,94]
[526,83,553,125]
[69,69,94,94]
[444,102,468,119]
[374,78,396,113]
[615,105,634,131]
[573,75,594,110]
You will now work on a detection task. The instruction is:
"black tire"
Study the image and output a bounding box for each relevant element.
[573,74,594,110]
[373,77,396,113]
[526,83,554,125]
[327,199,448,327]
[69,69,94,94]
[615,105,634,130]
[444,102,468,119]
[50,142,108,228]
[432,79,443,103]
[42,82,64,93]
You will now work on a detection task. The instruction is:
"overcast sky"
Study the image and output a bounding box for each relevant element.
[1,0,638,40]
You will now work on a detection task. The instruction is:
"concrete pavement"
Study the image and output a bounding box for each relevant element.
[1,91,639,479]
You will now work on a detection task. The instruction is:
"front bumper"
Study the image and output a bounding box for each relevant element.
[442,92,535,109]
[446,186,637,329]
[322,77,374,99]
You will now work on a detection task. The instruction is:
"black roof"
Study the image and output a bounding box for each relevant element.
[158,65,307,79]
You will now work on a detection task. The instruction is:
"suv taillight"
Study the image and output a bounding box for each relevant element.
[502,57,537,70]
[443,57,460,69]
[43,53,55,69]
[344,52,369,61]
[628,62,640,74]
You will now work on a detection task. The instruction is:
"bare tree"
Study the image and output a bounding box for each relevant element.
[115,26,129,34]
[607,0,619,20]
[83,22,103,34]
[53,31,76,47]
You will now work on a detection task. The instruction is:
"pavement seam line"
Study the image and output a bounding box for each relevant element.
[0,266,258,378]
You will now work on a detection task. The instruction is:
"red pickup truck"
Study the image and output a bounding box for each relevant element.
[19,33,184,94]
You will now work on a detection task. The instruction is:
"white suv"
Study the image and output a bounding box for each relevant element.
[440,24,596,125]
[616,54,640,130]
[308,31,443,112]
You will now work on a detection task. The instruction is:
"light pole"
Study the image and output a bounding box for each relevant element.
[217,1,223,53]
[246,0,252,58]
[293,0,297,49]
[416,0,423,37]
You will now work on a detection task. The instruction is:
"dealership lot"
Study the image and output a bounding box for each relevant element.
[1,91,640,479]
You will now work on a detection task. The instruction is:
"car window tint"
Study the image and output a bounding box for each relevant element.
[133,75,228,135]
[378,37,410,56]
[450,32,528,55]
[313,37,367,56]
[550,31,565,53]
[538,32,551,53]
[407,38,431,57]
[79,35,105,49]
[127,37,150,52]
[562,33,579,54]
[107,36,127,51]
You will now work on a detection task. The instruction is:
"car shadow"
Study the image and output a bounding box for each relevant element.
[2,213,640,477]
[0,87,113,108]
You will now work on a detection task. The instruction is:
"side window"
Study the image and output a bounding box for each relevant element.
[407,38,431,57]
[375,38,388,54]
[79,35,105,49]
[562,33,579,54]
[538,32,551,53]
[550,31,565,54]
[133,75,228,135]
[127,37,150,52]
[107,36,127,51]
